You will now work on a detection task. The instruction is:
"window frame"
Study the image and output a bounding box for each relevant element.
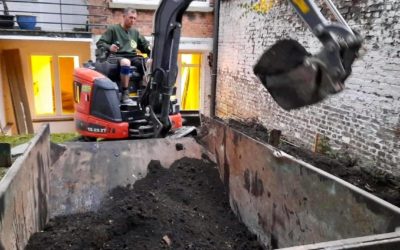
[176,52,202,110]
[29,54,79,119]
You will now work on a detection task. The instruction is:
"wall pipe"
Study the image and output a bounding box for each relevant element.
[210,0,220,118]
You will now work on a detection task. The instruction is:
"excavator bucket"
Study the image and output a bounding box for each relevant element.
[253,0,363,110]
[254,39,346,110]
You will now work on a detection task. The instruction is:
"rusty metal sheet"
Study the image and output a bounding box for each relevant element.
[48,137,206,217]
[200,118,400,249]
[281,231,400,250]
[0,124,51,250]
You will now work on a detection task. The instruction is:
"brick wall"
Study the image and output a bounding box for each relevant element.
[87,0,213,37]
[216,0,400,176]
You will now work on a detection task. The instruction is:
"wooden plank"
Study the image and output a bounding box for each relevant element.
[1,55,18,135]
[3,49,34,134]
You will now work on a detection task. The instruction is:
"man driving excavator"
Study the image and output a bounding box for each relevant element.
[75,0,363,140]
[96,7,151,105]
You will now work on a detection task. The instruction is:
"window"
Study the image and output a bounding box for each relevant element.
[59,56,79,114]
[31,55,79,117]
[32,56,54,115]
[177,53,201,110]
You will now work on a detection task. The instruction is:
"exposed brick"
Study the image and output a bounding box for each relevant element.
[88,1,213,37]
[216,0,400,177]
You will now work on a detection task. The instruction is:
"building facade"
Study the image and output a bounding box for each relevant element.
[0,0,92,134]
[0,0,214,134]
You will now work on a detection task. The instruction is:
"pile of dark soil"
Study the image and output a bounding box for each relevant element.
[26,158,262,250]
[280,142,400,206]
[227,119,400,207]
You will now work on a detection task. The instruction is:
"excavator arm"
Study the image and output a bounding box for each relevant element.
[142,0,363,136]
[140,0,192,136]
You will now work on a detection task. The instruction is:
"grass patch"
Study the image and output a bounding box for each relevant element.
[50,133,80,144]
[0,167,7,179]
[0,133,79,180]
[0,133,79,147]
[0,134,34,147]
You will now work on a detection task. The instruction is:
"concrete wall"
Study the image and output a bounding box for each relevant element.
[216,0,400,177]
[0,125,51,250]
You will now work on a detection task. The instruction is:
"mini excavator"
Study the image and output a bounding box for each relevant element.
[73,0,362,140]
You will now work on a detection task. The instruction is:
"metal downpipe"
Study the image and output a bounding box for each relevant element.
[210,0,220,118]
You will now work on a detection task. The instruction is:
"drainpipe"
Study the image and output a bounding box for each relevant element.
[210,0,220,118]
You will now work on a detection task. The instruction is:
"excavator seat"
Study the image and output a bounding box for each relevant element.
[89,55,146,93]
[94,60,119,82]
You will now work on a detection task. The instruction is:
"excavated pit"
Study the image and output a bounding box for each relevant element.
[1,121,400,250]
[26,157,262,249]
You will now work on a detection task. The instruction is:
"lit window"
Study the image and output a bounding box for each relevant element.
[32,55,55,115]
[178,53,201,110]
[31,55,79,116]
[59,56,79,114]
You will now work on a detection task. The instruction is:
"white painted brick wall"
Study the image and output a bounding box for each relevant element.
[216,0,400,176]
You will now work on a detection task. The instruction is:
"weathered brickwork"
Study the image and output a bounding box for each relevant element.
[216,0,400,176]
[88,0,213,37]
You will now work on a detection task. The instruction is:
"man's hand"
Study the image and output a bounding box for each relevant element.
[110,44,119,53]
[145,58,153,71]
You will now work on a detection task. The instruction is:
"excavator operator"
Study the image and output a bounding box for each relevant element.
[96,7,151,105]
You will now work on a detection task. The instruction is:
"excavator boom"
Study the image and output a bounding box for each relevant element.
[143,0,363,135]
[141,0,193,136]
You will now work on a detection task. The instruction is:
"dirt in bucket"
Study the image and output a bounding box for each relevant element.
[26,157,262,250]
[225,119,400,207]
